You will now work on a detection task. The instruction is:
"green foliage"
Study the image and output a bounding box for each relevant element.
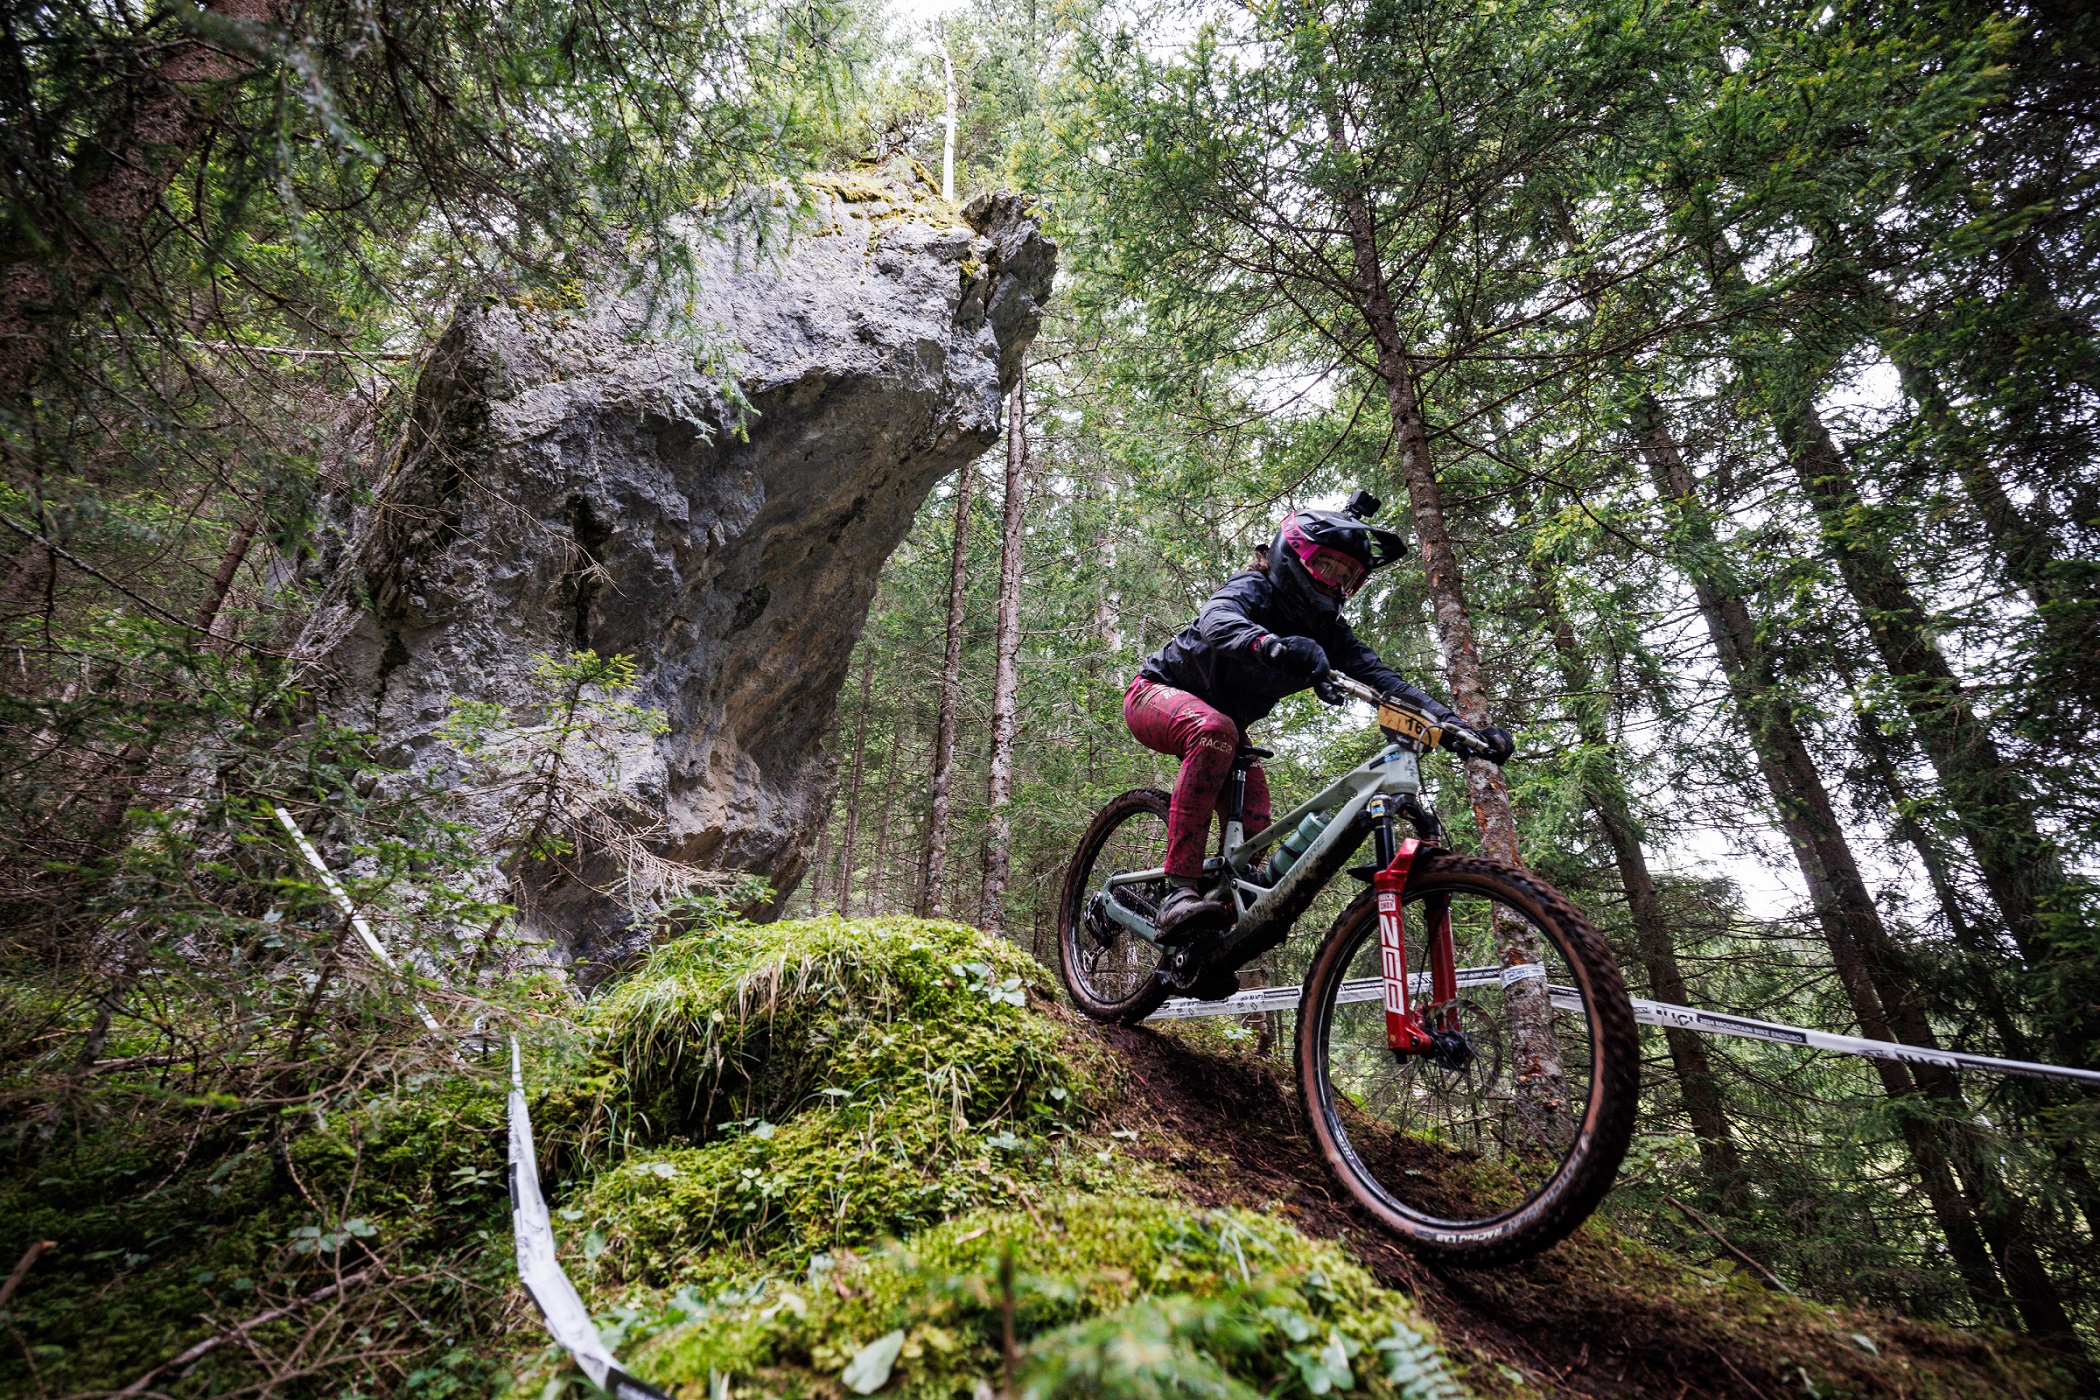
[0,1071,518,1398]
[621,1196,1466,1400]
[571,917,1106,1278]
[439,649,672,867]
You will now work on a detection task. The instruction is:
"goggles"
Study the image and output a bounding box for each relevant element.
[1281,517,1369,598]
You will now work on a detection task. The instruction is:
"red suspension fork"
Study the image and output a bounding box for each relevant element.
[1373,837,1442,1053]
[1424,893,1458,1032]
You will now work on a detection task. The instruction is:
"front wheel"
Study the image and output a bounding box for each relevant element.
[1058,789,1175,1024]
[1295,852,1638,1266]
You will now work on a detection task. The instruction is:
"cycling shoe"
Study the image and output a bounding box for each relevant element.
[1157,886,1232,945]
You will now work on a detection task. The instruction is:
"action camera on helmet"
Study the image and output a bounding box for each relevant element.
[1343,488,1382,520]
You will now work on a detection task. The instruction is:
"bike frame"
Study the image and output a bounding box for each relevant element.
[1100,716,1457,1052]
[1099,740,1417,926]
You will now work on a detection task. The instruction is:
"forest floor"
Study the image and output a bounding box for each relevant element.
[3,915,2072,1400]
[1093,1021,2065,1400]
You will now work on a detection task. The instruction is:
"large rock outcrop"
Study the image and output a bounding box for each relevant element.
[302,173,1055,977]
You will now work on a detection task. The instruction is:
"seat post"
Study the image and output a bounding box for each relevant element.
[1227,742,1271,827]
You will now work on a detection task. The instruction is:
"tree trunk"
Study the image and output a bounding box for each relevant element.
[1844,704,2030,1059]
[869,709,904,914]
[1889,350,2100,728]
[1640,405,2017,1322]
[1778,404,2083,1002]
[985,370,1029,937]
[1772,403,2092,1356]
[940,36,958,204]
[1093,463,1123,651]
[919,464,975,917]
[193,512,259,634]
[807,811,832,917]
[835,653,875,916]
[1320,110,1565,1135]
[1528,555,1741,1191]
[87,510,262,836]
[1890,355,2066,609]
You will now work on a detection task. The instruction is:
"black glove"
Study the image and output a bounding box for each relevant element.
[1259,634,1331,681]
[1441,720,1515,766]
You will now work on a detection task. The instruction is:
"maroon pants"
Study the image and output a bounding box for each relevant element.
[1124,676,1272,879]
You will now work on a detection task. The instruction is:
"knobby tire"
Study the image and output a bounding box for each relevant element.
[1295,851,1639,1266]
[1058,788,1174,1024]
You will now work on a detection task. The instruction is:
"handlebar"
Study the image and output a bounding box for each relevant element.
[1320,673,1381,705]
[1313,672,1493,758]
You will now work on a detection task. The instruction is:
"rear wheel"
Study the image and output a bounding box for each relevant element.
[1058,789,1174,1024]
[1295,852,1638,1266]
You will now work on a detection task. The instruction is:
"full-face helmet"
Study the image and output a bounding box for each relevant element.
[1271,489,1407,610]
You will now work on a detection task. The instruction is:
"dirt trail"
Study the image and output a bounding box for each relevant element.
[1094,1023,2070,1399]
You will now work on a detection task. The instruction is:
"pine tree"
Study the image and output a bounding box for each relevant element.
[920,467,977,918]
[985,369,1030,936]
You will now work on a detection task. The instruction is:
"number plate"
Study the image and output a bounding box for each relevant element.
[1377,701,1442,750]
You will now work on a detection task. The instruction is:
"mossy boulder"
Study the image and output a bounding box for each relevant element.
[505,918,1474,1396]
[625,1195,1467,1400]
[569,918,1116,1281]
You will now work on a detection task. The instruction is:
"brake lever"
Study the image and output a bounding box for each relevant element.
[1444,723,1489,758]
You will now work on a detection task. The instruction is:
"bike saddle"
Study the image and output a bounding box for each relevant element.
[1234,744,1275,766]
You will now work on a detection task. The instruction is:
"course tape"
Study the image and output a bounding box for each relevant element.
[270,808,659,1392]
[509,1039,670,1400]
[272,805,445,1036]
[1146,967,2100,1087]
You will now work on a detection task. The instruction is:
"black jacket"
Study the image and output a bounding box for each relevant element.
[1137,569,1455,732]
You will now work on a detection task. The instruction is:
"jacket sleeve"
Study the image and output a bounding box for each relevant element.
[1325,619,1460,726]
[1192,574,1273,658]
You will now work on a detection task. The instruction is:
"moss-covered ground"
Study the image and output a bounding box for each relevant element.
[563,917,1112,1280]
[522,916,1462,1399]
[1,916,2078,1399]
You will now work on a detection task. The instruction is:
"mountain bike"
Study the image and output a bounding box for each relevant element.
[1057,674,1638,1265]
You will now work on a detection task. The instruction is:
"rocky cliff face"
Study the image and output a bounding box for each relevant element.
[303,175,1055,979]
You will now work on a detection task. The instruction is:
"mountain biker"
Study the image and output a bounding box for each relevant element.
[1124,494,1515,944]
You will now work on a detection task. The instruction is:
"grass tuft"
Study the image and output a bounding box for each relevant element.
[570,918,1113,1282]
